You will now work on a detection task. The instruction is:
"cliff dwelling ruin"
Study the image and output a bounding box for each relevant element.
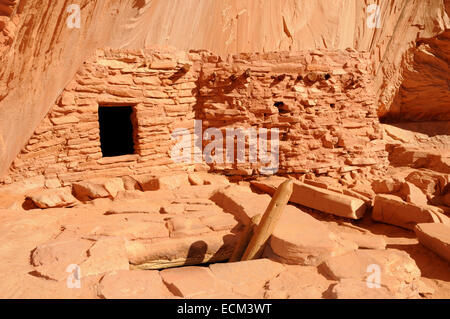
[0,0,449,301]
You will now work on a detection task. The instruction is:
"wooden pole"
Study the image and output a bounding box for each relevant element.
[229,214,262,262]
[241,179,293,261]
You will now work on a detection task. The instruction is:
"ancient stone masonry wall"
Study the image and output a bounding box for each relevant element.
[1,48,388,186]
[196,50,387,178]
[2,48,200,186]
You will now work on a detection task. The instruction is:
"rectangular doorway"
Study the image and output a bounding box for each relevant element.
[98,106,135,157]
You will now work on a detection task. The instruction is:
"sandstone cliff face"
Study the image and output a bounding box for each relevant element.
[387,29,450,121]
[0,0,449,177]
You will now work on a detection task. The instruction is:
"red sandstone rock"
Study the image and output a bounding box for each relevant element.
[405,170,449,199]
[371,178,403,194]
[337,232,386,250]
[372,194,450,230]
[114,189,174,203]
[27,188,77,208]
[270,206,356,266]
[388,145,450,174]
[121,176,142,191]
[160,266,222,298]
[209,259,285,297]
[104,200,161,215]
[252,178,367,219]
[126,231,237,269]
[72,178,125,201]
[210,185,271,225]
[320,249,422,298]
[264,265,333,299]
[166,216,212,238]
[136,174,190,191]
[0,0,449,301]
[79,237,129,277]
[32,238,92,281]
[444,193,450,207]
[414,223,450,263]
[400,182,429,206]
[88,215,169,241]
[199,213,238,232]
[331,279,395,299]
[98,270,173,299]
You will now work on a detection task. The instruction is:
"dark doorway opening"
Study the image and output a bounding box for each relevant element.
[98,106,135,157]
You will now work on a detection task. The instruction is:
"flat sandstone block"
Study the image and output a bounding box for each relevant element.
[28,188,77,208]
[270,206,356,266]
[252,178,366,219]
[373,194,450,229]
[160,266,220,298]
[99,270,173,299]
[126,231,238,269]
[210,185,271,224]
[414,223,450,262]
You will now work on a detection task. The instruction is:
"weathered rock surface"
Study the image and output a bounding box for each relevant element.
[400,182,429,206]
[136,174,191,191]
[320,249,422,298]
[79,237,129,277]
[331,278,395,299]
[104,200,161,215]
[126,231,238,269]
[415,223,450,263]
[32,238,93,281]
[209,259,285,297]
[0,0,449,300]
[270,206,356,266]
[98,270,173,299]
[211,185,271,224]
[0,0,448,178]
[388,145,450,174]
[160,266,222,298]
[251,178,367,219]
[72,178,125,201]
[264,265,333,299]
[337,232,387,250]
[372,194,450,229]
[27,188,77,208]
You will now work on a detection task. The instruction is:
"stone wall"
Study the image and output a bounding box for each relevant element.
[1,48,388,186]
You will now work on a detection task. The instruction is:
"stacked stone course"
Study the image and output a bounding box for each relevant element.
[2,48,387,186]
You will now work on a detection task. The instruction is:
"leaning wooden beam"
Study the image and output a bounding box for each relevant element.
[229,214,262,262]
[241,179,293,261]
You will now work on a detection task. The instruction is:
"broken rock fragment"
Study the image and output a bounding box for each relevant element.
[337,231,386,250]
[210,185,272,224]
[126,231,238,269]
[264,265,333,299]
[72,178,125,201]
[400,182,428,206]
[251,178,367,219]
[160,266,222,298]
[79,237,129,277]
[27,188,77,208]
[372,194,450,229]
[209,258,285,297]
[414,223,450,263]
[135,173,190,191]
[269,206,356,266]
[31,238,93,281]
[98,270,173,299]
[166,216,212,238]
[320,249,422,298]
[331,278,395,299]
